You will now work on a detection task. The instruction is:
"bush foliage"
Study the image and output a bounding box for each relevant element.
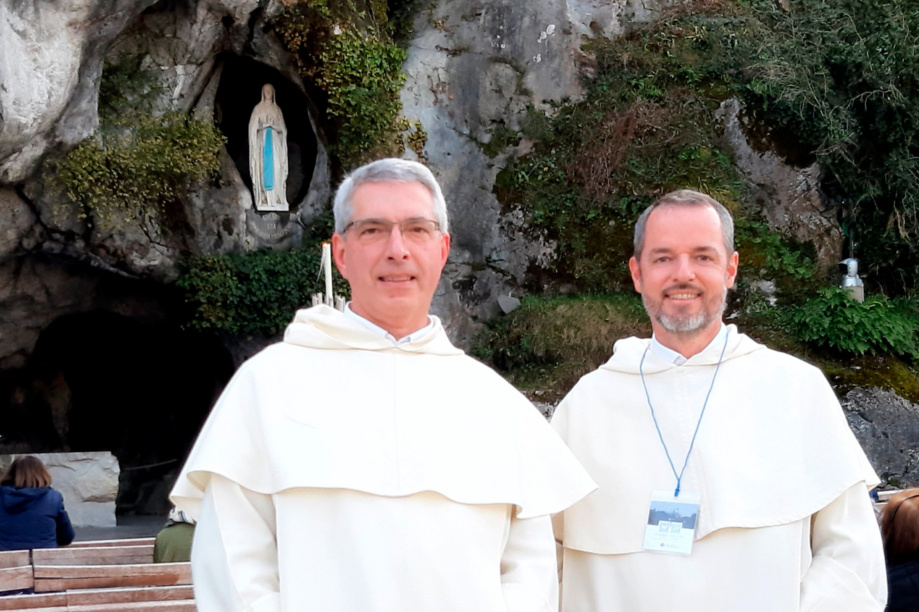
[274,0,408,167]
[52,57,225,233]
[740,0,919,295]
[177,248,348,336]
[56,112,225,230]
[788,288,919,359]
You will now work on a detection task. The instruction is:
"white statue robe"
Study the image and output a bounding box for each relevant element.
[248,84,289,211]
[171,305,596,612]
[551,326,887,611]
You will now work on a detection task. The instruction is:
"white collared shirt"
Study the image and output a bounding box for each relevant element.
[650,323,728,365]
[344,303,434,345]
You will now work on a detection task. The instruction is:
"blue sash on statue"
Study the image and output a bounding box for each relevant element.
[263,128,274,190]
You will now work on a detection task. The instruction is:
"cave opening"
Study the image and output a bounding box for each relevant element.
[0,310,234,515]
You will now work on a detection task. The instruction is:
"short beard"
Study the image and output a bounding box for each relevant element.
[643,286,728,336]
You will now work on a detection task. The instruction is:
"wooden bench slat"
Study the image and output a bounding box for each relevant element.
[66,585,194,605]
[35,576,189,593]
[34,562,189,579]
[0,592,66,610]
[70,538,156,548]
[0,565,34,593]
[33,562,191,593]
[32,545,153,566]
[67,600,196,611]
[0,551,30,569]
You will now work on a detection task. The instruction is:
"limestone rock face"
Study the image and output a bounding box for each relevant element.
[0,259,98,370]
[2,0,328,278]
[844,387,919,489]
[0,0,154,183]
[0,189,36,259]
[717,98,845,269]
[0,452,119,528]
[403,0,630,343]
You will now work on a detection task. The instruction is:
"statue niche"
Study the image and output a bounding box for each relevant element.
[248,84,289,211]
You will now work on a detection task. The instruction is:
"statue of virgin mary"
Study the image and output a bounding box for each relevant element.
[248,84,289,211]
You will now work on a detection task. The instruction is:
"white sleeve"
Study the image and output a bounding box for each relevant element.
[800,482,888,612]
[191,474,281,612]
[501,513,559,612]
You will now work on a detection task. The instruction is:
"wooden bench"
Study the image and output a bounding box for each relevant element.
[0,538,194,611]
[0,585,194,611]
[0,552,32,596]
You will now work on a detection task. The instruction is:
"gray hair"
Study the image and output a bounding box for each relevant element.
[332,158,449,234]
[633,189,734,259]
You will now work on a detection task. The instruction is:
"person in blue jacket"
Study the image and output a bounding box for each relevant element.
[0,456,74,550]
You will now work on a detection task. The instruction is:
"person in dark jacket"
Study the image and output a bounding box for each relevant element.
[0,456,74,551]
[882,488,919,611]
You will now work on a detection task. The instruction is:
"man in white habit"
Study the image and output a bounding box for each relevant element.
[171,158,596,612]
[551,189,887,611]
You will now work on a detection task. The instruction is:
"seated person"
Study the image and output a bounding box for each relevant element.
[0,456,74,551]
[882,489,919,611]
[153,507,195,563]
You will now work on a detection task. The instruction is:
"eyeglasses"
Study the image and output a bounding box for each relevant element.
[344,218,441,244]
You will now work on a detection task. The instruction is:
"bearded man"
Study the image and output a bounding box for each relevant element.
[171,158,595,611]
[551,189,887,611]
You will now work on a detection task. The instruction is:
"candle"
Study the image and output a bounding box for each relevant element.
[322,242,333,305]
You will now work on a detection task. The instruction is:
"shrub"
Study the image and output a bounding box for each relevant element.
[55,112,225,230]
[177,248,349,336]
[787,287,919,359]
[735,218,815,282]
[317,29,407,163]
[273,0,408,167]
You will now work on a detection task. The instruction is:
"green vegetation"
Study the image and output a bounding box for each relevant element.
[273,0,409,167]
[317,29,407,163]
[480,124,522,158]
[471,294,650,400]
[55,113,225,230]
[177,248,349,336]
[787,288,919,359]
[740,0,919,295]
[51,59,225,233]
[401,119,427,158]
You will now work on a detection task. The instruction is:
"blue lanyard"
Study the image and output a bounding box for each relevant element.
[639,330,730,498]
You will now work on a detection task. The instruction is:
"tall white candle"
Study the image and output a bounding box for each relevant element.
[322,242,333,305]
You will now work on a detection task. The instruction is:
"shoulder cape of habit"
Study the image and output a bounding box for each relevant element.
[172,305,596,520]
[553,326,878,554]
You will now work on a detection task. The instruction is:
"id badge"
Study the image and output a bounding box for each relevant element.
[642,489,701,555]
